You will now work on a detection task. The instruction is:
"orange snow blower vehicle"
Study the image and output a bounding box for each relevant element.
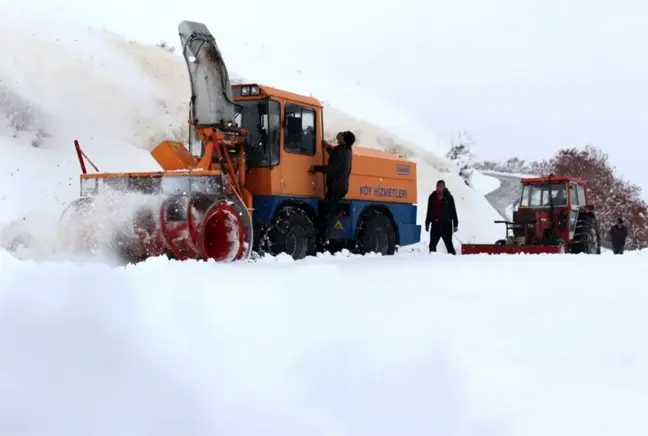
[461,175,601,255]
[59,20,421,264]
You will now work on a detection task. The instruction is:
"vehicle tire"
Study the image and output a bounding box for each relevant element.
[355,211,397,255]
[266,206,317,260]
[571,215,600,254]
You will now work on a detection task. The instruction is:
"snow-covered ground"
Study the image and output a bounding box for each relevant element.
[0,14,643,436]
[2,250,648,435]
[471,171,501,196]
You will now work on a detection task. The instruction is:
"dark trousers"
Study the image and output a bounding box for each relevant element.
[612,244,625,255]
[429,223,456,255]
[317,190,346,239]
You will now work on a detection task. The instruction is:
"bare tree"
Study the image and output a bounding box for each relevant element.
[446,130,475,186]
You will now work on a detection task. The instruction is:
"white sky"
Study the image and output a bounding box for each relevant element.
[6,0,648,193]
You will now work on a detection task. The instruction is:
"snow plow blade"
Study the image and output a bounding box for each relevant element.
[57,171,254,265]
[461,244,563,255]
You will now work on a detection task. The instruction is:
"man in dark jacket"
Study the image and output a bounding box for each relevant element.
[309,131,355,243]
[609,217,628,254]
[425,180,458,255]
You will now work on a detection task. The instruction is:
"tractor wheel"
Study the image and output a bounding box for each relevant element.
[571,215,600,254]
[266,206,317,260]
[355,211,397,256]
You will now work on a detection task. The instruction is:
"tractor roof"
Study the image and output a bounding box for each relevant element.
[521,175,586,185]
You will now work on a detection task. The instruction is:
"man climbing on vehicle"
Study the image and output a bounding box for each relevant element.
[425,179,458,255]
[309,130,355,247]
[609,217,628,254]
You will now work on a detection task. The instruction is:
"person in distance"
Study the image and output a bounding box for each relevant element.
[609,217,628,255]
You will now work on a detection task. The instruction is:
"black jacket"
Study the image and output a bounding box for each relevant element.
[313,144,352,198]
[609,224,628,249]
[425,188,458,228]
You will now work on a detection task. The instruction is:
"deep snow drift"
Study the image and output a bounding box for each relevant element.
[0,16,503,254]
[2,251,648,435]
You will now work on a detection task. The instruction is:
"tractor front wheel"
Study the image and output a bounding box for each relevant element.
[571,215,600,254]
[266,206,317,260]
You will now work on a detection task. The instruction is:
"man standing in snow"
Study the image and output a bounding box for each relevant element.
[425,180,458,255]
[609,217,628,255]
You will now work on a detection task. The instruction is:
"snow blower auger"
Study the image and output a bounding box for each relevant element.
[59,21,254,265]
[461,175,601,255]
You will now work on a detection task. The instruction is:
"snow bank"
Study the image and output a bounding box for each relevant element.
[1,251,647,434]
[471,171,501,195]
[0,15,502,253]
[480,169,539,179]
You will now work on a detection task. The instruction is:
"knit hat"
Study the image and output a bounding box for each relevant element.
[436,179,446,187]
[342,131,356,146]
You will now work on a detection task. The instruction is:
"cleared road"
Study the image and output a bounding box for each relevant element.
[481,171,523,221]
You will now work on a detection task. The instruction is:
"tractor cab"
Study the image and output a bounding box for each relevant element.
[515,176,587,246]
[518,177,587,210]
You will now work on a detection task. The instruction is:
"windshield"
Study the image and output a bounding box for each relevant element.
[520,182,568,207]
[234,100,280,168]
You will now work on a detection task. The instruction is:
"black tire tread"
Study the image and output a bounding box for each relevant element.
[355,210,397,255]
[571,215,600,254]
[266,206,317,260]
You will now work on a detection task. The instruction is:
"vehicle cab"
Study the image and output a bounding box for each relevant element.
[518,176,588,210]
[201,83,327,199]
[517,175,590,241]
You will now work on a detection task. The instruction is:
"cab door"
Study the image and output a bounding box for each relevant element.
[280,101,320,198]
[568,182,580,236]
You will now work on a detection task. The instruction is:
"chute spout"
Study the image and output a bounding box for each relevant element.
[178,21,236,126]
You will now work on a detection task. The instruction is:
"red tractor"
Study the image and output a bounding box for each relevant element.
[462,175,601,255]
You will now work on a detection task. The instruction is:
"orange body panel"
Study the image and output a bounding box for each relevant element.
[346,147,417,204]
[245,167,277,196]
[151,141,198,171]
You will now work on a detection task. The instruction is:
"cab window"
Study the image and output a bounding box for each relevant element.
[569,183,578,205]
[576,184,586,205]
[284,103,316,155]
[520,183,568,207]
[234,100,280,167]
